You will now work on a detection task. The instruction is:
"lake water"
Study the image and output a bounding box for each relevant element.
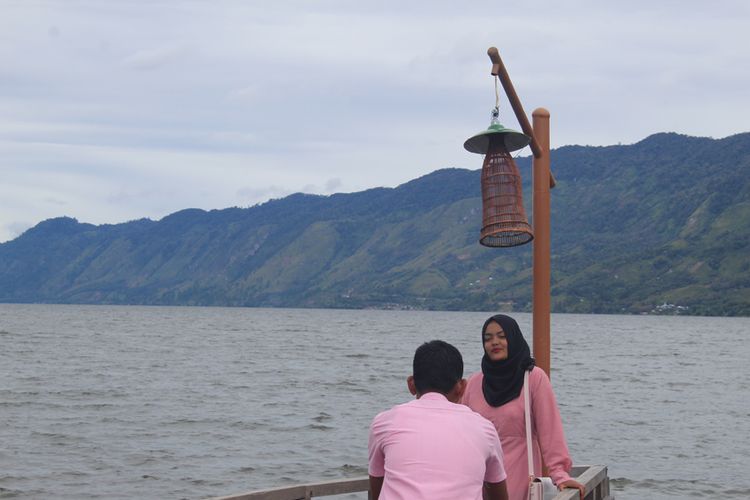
[0,304,748,499]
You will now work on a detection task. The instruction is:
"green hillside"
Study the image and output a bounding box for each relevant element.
[1,132,749,316]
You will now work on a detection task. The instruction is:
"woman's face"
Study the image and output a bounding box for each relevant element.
[483,321,508,361]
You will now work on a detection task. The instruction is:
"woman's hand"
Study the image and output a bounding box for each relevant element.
[557,479,585,499]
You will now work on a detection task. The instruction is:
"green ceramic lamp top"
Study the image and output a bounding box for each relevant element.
[464,122,531,155]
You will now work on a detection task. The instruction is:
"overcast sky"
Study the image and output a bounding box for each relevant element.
[1,0,748,242]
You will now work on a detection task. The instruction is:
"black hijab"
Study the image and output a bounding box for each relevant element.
[480,314,535,407]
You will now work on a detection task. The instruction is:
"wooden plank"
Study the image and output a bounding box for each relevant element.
[211,484,306,500]
[211,477,369,500]
[308,477,369,496]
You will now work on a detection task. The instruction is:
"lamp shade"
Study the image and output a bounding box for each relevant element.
[464,122,531,155]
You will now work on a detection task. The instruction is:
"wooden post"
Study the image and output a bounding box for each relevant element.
[532,108,551,378]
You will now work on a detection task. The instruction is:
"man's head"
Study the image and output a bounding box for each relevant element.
[407,340,466,402]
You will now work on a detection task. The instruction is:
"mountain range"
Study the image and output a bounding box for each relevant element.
[1,132,749,316]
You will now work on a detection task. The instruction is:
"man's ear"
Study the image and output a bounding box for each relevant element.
[447,378,467,403]
[455,378,467,400]
[407,375,418,396]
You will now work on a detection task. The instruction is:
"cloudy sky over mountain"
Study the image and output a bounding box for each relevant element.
[1,0,748,242]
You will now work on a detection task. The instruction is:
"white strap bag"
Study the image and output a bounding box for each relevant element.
[524,370,557,500]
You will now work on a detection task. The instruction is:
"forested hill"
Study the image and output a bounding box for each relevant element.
[1,132,749,316]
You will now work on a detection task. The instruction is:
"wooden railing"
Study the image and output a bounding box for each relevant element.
[211,477,370,500]
[211,465,612,500]
[551,466,613,500]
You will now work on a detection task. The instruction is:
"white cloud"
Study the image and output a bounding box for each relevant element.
[121,44,193,71]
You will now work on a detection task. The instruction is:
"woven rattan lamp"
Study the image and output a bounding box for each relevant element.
[464,111,533,247]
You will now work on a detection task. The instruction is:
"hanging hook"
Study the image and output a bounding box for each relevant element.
[491,75,501,125]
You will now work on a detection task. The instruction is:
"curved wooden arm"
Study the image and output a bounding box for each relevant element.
[487,47,541,158]
[486,47,556,188]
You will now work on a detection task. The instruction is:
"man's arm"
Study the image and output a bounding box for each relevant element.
[484,480,508,500]
[369,475,384,499]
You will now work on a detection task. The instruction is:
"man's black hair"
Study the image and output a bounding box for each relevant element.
[412,340,464,395]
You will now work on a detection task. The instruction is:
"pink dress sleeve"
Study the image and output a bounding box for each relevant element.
[529,367,573,485]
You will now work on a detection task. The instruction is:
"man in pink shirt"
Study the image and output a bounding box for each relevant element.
[368,340,509,500]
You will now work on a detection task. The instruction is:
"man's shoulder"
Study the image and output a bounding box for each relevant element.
[371,399,416,425]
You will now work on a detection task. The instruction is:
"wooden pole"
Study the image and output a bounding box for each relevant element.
[532,108,551,378]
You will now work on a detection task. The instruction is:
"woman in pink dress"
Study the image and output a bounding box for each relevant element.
[461,314,585,500]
